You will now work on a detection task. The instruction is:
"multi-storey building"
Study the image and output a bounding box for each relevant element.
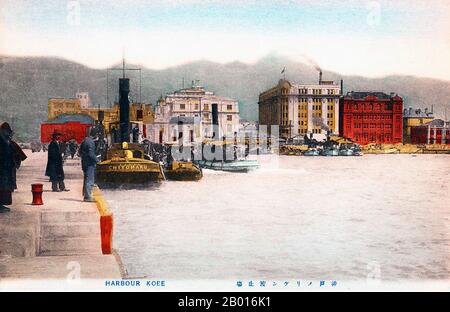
[402,107,434,143]
[148,83,240,144]
[47,92,154,136]
[258,77,341,139]
[339,91,403,145]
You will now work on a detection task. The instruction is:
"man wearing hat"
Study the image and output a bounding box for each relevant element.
[0,122,26,212]
[79,127,98,202]
[45,131,69,192]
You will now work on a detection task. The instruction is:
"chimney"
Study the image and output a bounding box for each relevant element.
[319,71,323,84]
[340,79,344,95]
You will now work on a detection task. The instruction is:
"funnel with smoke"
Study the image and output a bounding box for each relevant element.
[301,54,322,72]
[300,54,323,83]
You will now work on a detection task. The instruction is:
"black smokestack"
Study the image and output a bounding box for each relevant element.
[119,78,130,143]
[212,103,219,139]
[98,110,105,123]
[340,79,344,95]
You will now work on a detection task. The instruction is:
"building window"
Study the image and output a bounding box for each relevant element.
[227,104,233,110]
[195,104,199,110]
[204,104,209,111]
[313,89,322,95]
[227,115,232,121]
[180,104,185,110]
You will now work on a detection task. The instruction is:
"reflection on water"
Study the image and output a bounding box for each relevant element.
[103,155,450,281]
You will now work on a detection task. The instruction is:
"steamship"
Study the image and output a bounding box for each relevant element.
[95,61,165,185]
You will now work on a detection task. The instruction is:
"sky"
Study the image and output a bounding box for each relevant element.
[0,0,449,80]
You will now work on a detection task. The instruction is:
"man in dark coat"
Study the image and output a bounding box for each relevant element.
[45,132,69,192]
[79,128,98,202]
[0,122,26,213]
[68,139,78,159]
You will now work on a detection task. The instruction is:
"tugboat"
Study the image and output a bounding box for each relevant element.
[164,161,203,181]
[96,142,165,184]
[164,144,203,181]
[95,60,165,185]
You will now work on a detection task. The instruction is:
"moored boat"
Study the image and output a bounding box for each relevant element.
[95,60,165,186]
[303,148,320,156]
[164,161,203,181]
[195,159,259,172]
[96,142,165,185]
[339,148,354,156]
[321,147,340,156]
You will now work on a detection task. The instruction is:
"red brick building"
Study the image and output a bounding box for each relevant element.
[410,119,449,145]
[339,92,403,145]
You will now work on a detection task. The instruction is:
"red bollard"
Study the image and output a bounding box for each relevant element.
[31,183,44,205]
[100,215,113,254]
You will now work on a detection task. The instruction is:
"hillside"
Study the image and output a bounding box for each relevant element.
[1,55,449,141]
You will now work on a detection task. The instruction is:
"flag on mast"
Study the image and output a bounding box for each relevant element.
[281,67,286,74]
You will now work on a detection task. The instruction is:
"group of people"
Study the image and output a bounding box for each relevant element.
[0,122,27,213]
[0,123,100,213]
[45,128,99,201]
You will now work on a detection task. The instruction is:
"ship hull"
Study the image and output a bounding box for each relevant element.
[321,149,340,156]
[165,170,203,181]
[95,160,165,185]
[195,160,259,172]
[339,149,354,156]
[164,161,203,181]
[303,150,320,156]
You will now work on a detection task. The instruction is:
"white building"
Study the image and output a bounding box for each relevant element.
[148,82,240,144]
[259,76,341,139]
[76,91,91,109]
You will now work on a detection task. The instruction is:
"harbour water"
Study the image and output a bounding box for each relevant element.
[103,155,449,282]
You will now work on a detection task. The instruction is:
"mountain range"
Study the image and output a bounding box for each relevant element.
[1,55,449,141]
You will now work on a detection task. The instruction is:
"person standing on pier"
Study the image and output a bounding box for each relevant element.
[79,128,98,202]
[68,139,78,159]
[45,132,69,192]
[0,122,26,213]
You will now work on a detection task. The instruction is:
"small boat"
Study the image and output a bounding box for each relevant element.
[303,148,320,156]
[321,147,340,156]
[195,159,259,172]
[339,148,354,156]
[164,161,203,181]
